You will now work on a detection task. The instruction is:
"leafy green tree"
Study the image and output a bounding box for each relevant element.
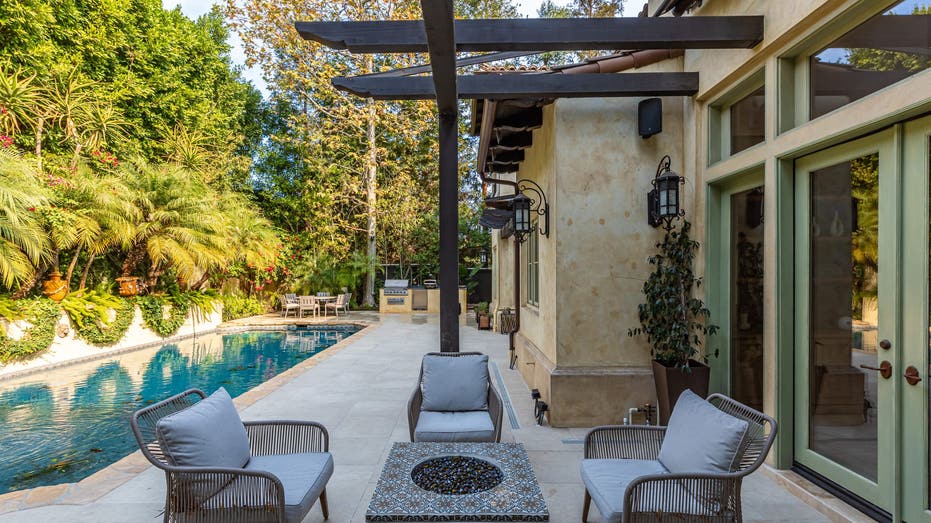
[0,150,48,289]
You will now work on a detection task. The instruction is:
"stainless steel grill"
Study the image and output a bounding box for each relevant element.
[383,279,410,296]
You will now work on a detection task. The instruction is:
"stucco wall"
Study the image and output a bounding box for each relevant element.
[515,104,559,367]
[552,93,685,368]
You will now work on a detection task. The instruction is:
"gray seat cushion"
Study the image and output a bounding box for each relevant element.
[245,452,334,523]
[414,410,495,442]
[657,389,750,474]
[156,387,250,468]
[580,459,668,521]
[421,354,489,412]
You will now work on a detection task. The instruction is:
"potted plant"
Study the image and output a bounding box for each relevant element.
[474,301,491,330]
[628,220,718,425]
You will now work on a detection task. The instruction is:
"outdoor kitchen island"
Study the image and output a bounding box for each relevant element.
[379,279,469,314]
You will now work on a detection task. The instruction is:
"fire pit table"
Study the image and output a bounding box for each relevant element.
[366,442,549,522]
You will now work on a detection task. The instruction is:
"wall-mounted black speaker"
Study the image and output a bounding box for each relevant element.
[638,98,662,139]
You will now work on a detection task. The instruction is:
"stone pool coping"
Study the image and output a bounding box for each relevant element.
[0,321,379,516]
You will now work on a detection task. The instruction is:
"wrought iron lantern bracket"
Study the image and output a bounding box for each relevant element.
[514,178,550,243]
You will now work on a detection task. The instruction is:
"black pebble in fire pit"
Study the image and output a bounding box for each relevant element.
[411,455,504,495]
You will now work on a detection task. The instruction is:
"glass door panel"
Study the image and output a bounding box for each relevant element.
[730,187,764,412]
[901,115,931,523]
[808,155,879,481]
[794,129,897,510]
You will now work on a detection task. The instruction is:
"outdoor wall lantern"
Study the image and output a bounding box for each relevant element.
[512,179,550,243]
[480,248,488,267]
[647,155,685,230]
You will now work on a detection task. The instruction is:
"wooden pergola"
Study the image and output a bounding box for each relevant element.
[296,4,763,352]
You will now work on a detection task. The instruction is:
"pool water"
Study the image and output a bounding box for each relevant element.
[0,325,360,494]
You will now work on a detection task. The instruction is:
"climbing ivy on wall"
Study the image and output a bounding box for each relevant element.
[74,299,135,345]
[138,295,190,337]
[0,299,60,363]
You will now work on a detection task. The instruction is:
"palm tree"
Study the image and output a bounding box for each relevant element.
[58,168,136,289]
[190,191,279,289]
[0,150,50,290]
[118,160,227,289]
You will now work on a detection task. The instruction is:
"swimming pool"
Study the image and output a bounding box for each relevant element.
[0,325,361,494]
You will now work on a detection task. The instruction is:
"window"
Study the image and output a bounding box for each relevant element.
[730,86,765,155]
[708,70,765,164]
[810,0,931,119]
[525,224,539,306]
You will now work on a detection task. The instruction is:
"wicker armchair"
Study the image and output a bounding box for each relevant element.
[131,389,332,523]
[582,393,777,523]
[408,352,504,443]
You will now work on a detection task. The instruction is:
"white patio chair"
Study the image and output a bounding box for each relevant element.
[299,296,319,318]
[325,293,349,317]
[282,293,300,317]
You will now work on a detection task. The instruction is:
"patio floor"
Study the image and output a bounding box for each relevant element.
[0,314,843,522]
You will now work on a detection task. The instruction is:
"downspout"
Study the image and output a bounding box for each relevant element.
[509,234,521,369]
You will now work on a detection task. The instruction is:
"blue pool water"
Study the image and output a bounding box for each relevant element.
[0,325,360,494]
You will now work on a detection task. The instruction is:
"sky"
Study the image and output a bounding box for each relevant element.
[161,0,633,98]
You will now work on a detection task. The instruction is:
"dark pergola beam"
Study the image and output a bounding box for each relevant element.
[296,16,764,53]
[419,0,460,353]
[333,73,699,100]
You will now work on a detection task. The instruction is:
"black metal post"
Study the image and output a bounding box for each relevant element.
[438,111,459,352]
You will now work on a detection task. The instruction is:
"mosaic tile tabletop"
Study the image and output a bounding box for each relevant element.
[366,442,549,522]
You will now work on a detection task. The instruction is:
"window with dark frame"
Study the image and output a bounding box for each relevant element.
[526,224,539,306]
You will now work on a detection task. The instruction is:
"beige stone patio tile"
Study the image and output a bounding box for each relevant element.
[19,484,68,509]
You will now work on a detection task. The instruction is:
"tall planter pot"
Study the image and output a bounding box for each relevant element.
[652,359,710,425]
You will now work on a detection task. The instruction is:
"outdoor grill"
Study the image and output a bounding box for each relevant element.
[379,279,466,314]
[382,279,410,297]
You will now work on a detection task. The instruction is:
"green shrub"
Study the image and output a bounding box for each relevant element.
[220,294,266,321]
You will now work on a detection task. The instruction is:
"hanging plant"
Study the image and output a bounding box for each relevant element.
[73,299,135,345]
[628,220,719,370]
[0,299,61,363]
[138,295,190,337]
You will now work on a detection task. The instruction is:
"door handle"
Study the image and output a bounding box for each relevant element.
[905,365,922,386]
[879,339,892,350]
[859,361,892,379]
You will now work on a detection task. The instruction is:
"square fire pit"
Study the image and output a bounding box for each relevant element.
[366,442,549,521]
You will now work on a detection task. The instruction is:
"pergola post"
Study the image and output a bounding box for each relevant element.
[420,0,459,352]
[438,111,459,352]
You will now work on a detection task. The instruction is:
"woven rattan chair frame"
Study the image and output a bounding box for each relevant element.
[130,389,331,523]
[407,352,504,443]
[582,393,777,523]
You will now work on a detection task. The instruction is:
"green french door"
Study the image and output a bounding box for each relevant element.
[902,114,931,523]
[794,115,931,520]
[794,129,899,513]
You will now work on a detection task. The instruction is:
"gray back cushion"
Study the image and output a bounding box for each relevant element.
[156,387,251,468]
[657,389,749,474]
[421,354,489,412]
